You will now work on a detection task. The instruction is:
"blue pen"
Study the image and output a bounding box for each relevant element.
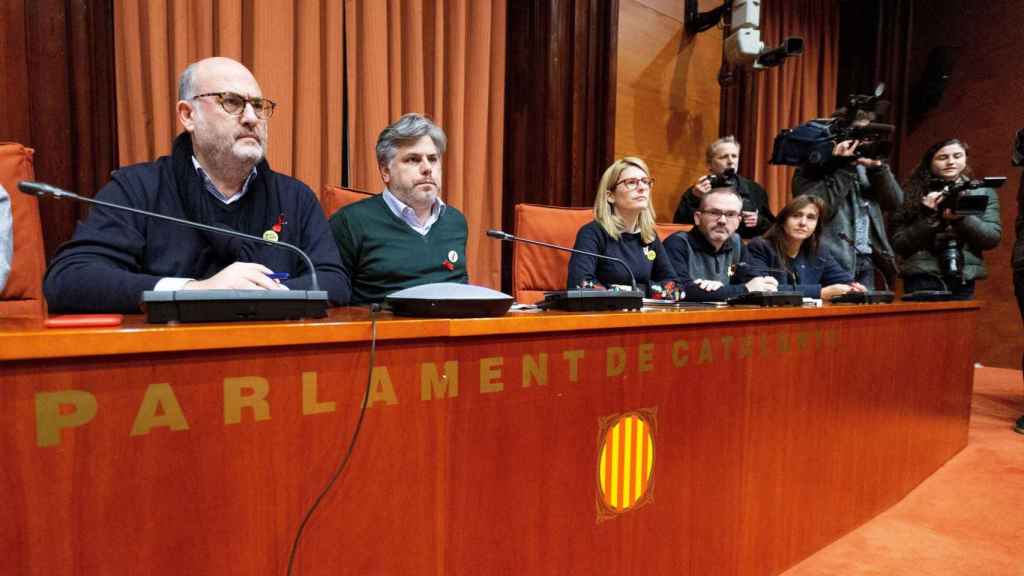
[266,272,290,281]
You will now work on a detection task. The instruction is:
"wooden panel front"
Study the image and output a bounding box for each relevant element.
[0,305,976,575]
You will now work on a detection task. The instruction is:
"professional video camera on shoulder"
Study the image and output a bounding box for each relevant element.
[929,176,1006,217]
[769,84,896,167]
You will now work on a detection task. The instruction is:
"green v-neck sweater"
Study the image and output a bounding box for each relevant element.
[329,194,468,304]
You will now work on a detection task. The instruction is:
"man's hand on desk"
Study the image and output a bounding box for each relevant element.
[183,262,289,291]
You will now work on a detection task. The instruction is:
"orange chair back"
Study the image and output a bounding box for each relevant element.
[319,184,374,218]
[511,204,692,304]
[511,204,593,304]
[0,143,45,316]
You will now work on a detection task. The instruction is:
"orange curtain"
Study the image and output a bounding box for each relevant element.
[345,0,506,289]
[746,0,839,211]
[114,0,345,198]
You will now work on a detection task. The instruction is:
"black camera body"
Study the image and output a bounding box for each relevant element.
[930,176,1004,217]
[770,84,895,167]
[707,168,737,189]
[928,176,1005,279]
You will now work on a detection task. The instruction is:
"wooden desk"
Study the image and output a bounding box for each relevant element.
[0,302,978,575]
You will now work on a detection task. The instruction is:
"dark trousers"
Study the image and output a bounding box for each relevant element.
[854,253,875,289]
[904,274,976,300]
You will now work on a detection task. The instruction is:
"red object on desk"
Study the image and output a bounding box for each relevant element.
[44,314,124,328]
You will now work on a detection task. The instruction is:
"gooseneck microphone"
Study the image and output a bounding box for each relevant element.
[733,261,799,290]
[486,228,642,311]
[19,180,329,322]
[19,180,321,292]
[486,228,639,292]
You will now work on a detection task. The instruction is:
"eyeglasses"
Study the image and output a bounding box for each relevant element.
[192,92,277,119]
[699,209,741,220]
[615,177,655,191]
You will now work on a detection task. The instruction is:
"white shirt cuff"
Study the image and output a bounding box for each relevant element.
[154,277,194,291]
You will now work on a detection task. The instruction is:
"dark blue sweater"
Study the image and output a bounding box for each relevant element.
[567,220,678,293]
[44,156,350,313]
[663,228,748,301]
[740,237,853,298]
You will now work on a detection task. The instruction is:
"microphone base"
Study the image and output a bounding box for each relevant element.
[727,291,804,307]
[900,290,955,302]
[539,290,643,312]
[831,290,896,304]
[142,290,329,323]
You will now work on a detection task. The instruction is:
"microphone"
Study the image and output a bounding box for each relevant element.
[486,228,642,311]
[18,180,329,322]
[732,261,798,290]
[486,228,639,292]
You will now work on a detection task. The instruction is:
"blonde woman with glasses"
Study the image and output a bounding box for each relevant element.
[567,157,679,295]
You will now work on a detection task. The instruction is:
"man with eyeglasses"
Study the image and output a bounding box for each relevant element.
[663,187,778,301]
[44,57,350,312]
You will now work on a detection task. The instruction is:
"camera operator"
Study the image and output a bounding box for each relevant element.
[673,136,774,238]
[889,139,1002,300]
[791,138,903,288]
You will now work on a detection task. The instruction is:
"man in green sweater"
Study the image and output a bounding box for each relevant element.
[329,113,468,304]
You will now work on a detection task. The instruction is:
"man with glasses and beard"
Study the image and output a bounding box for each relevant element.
[663,187,779,301]
[329,113,468,304]
[44,57,350,312]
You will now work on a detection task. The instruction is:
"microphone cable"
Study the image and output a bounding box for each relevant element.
[285,303,381,576]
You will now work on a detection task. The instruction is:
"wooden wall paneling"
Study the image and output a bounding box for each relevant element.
[614,0,723,225]
[893,0,1024,367]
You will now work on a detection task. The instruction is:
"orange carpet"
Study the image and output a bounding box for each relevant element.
[780,366,1024,576]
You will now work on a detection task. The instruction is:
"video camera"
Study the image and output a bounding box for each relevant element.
[929,176,1005,216]
[769,84,896,167]
[929,176,1004,280]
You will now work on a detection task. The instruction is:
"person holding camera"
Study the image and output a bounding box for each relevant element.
[889,139,1002,299]
[673,136,774,238]
[792,139,903,289]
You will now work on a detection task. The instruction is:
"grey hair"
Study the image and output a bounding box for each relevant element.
[705,135,740,164]
[178,63,199,101]
[375,113,447,166]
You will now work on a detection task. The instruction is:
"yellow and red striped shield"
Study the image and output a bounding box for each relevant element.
[597,410,656,517]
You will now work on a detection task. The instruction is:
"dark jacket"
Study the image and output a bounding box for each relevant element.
[44,136,350,312]
[889,187,1001,280]
[567,220,678,294]
[663,228,747,301]
[792,162,902,284]
[673,174,775,238]
[741,237,853,298]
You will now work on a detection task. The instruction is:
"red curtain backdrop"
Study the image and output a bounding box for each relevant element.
[114,0,506,290]
[744,0,839,211]
[344,0,506,289]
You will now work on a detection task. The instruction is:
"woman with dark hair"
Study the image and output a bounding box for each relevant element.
[741,195,866,300]
[889,138,1002,299]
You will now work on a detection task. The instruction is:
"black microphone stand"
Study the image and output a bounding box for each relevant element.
[487,229,643,311]
[19,180,329,322]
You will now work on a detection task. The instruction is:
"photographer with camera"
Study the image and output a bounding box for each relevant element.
[791,137,903,289]
[889,139,1002,300]
[673,136,774,238]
